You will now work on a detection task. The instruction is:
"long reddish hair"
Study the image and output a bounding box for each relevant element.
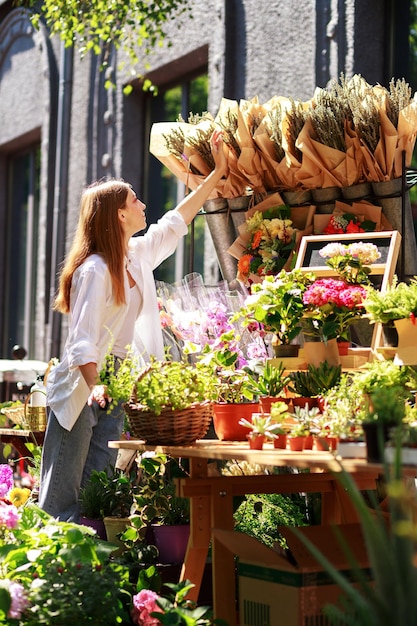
[54,179,131,313]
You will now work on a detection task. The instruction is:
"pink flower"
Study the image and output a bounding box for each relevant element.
[0,501,20,529]
[131,589,163,625]
[7,581,29,619]
[0,464,13,498]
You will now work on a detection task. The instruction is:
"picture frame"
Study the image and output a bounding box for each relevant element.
[295,230,402,351]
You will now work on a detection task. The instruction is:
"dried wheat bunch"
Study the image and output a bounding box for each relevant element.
[286,98,310,161]
[310,104,346,152]
[386,78,412,128]
[265,105,285,162]
[217,109,241,157]
[186,124,216,170]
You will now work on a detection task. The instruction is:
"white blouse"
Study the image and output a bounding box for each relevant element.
[46,209,188,431]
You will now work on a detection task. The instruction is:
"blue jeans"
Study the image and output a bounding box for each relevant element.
[38,401,125,522]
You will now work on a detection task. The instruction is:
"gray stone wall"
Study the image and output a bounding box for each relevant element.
[0,0,395,359]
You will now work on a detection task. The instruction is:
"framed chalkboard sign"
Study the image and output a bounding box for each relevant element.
[295,231,401,290]
[295,231,402,351]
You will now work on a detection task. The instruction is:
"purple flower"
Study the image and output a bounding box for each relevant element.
[0,464,13,498]
[7,581,29,619]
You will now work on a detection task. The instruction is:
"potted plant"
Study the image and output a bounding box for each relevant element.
[291,403,321,450]
[79,466,140,553]
[198,333,259,441]
[288,362,342,409]
[362,276,417,345]
[232,269,313,355]
[238,413,282,449]
[123,357,218,445]
[360,385,407,463]
[126,453,191,565]
[246,360,291,413]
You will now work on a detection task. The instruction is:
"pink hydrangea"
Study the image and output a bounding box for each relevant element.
[0,464,13,498]
[7,581,29,619]
[0,501,20,529]
[131,589,163,625]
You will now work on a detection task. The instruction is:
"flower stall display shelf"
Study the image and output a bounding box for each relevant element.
[214,525,371,626]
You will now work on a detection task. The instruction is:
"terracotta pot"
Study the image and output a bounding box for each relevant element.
[303,434,314,450]
[248,434,266,450]
[260,396,290,413]
[287,436,305,451]
[212,402,260,441]
[314,435,339,452]
[291,397,318,410]
[273,433,287,449]
[337,341,350,356]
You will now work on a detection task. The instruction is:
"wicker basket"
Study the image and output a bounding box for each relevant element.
[123,400,213,445]
[0,393,47,432]
[1,405,26,427]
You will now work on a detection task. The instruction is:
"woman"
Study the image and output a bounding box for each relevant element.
[38,130,227,522]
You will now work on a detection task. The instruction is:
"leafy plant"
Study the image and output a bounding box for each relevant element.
[350,359,417,400]
[0,502,132,625]
[246,360,291,397]
[20,0,193,92]
[232,269,313,345]
[199,334,255,403]
[288,362,342,397]
[363,276,417,325]
[238,413,282,441]
[80,466,139,519]
[233,492,308,549]
[129,358,218,414]
[124,454,189,548]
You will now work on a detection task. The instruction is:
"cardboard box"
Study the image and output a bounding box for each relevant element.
[214,524,370,626]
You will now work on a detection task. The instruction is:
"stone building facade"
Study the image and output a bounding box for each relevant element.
[0,0,410,361]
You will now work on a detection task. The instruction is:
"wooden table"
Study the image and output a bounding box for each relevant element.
[0,428,44,465]
[109,439,385,625]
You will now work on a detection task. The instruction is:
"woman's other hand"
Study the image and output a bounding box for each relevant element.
[87,384,112,409]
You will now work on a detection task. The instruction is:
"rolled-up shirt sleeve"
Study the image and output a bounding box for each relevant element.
[66,261,112,369]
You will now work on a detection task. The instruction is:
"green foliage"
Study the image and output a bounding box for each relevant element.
[233,492,308,549]
[79,466,139,519]
[238,414,283,440]
[246,360,291,397]
[126,454,189,547]
[289,362,342,397]
[364,385,407,425]
[233,269,313,345]
[0,504,132,625]
[198,332,255,403]
[351,359,417,398]
[363,276,417,324]
[131,358,218,414]
[20,0,192,82]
